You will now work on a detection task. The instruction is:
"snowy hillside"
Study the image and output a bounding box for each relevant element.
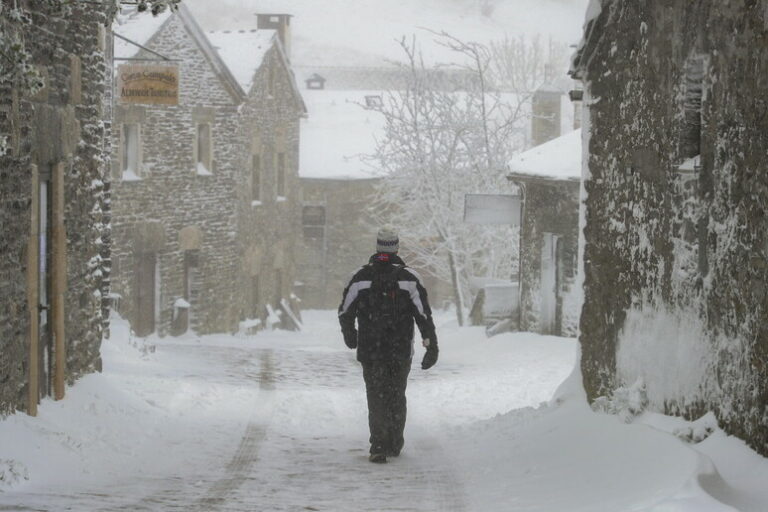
[185,0,590,67]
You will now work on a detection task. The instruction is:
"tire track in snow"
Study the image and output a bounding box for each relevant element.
[191,349,275,511]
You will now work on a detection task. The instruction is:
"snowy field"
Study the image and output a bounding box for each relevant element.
[1,310,767,511]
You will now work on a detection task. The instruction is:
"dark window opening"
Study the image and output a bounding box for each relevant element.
[302,205,326,239]
[680,56,705,159]
[365,95,383,108]
[276,153,286,197]
[252,154,261,202]
[121,123,140,177]
[196,123,212,173]
[251,275,260,318]
[274,270,283,306]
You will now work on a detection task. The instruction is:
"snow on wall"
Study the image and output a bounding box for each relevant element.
[616,303,714,410]
[575,0,768,456]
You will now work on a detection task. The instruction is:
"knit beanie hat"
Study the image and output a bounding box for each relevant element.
[376,227,399,253]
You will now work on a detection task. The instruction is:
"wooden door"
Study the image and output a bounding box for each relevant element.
[540,233,558,334]
[135,252,157,336]
[38,173,53,398]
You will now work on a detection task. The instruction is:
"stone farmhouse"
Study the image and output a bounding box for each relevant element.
[571,1,768,455]
[507,128,582,337]
[110,6,305,336]
[0,3,113,416]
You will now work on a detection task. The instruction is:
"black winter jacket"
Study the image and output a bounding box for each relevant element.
[338,253,437,362]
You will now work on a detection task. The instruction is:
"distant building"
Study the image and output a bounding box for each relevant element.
[507,129,582,336]
[294,66,480,91]
[297,89,382,309]
[110,5,305,336]
[571,2,768,455]
[0,4,113,415]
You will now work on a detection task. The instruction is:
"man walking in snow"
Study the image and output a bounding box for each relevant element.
[338,227,438,463]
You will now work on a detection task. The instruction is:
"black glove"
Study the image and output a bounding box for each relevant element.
[343,330,358,349]
[421,345,438,370]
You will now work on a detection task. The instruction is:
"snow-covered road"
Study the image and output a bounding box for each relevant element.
[1,311,767,511]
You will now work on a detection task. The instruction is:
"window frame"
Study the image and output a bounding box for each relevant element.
[120,122,141,179]
[195,122,213,175]
[276,152,286,199]
[251,153,262,204]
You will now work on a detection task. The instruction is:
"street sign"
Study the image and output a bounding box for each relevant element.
[117,64,179,105]
[463,193,521,226]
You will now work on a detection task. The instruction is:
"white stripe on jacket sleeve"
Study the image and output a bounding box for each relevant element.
[398,281,426,319]
[338,280,372,316]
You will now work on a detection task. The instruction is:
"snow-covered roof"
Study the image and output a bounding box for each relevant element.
[508,128,582,181]
[208,29,277,92]
[113,8,172,60]
[299,89,385,180]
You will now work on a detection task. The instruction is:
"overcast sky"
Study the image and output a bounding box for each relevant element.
[184,0,590,67]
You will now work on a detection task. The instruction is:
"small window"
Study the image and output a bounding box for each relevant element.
[274,269,283,305]
[365,95,383,108]
[680,55,706,159]
[251,154,261,202]
[196,123,212,174]
[302,205,325,239]
[269,15,280,23]
[276,153,286,198]
[121,123,140,178]
[268,65,276,97]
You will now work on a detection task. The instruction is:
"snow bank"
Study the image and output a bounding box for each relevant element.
[1,311,766,511]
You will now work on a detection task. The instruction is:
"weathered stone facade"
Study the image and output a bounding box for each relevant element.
[235,29,305,330]
[573,0,768,454]
[110,6,304,336]
[0,4,112,415]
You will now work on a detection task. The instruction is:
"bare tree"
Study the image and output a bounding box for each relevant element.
[366,35,520,325]
[488,35,570,146]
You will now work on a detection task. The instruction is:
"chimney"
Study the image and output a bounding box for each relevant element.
[531,85,562,147]
[256,14,292,61]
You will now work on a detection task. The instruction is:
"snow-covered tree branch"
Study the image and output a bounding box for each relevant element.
[366,34,522,325]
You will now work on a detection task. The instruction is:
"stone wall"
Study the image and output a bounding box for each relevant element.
[575,0,768,455]
[513,177,580,336]
[237,44,304,328]
[0,3,111,414]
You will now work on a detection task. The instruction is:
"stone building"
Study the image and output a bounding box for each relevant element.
[110,6,305,336]
[508,129,582,336]
[0,3,112,415]
[571,1,768,455]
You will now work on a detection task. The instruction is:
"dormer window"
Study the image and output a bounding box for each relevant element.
[365,95,383,108]
[306,73,326,90]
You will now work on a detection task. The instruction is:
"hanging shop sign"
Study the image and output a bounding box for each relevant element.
[117,64,179,105]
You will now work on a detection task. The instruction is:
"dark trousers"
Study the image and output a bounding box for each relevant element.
[361,360,411,455]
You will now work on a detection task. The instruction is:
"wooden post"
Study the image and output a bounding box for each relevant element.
[27,165,40,416]
[52,162,67,401]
